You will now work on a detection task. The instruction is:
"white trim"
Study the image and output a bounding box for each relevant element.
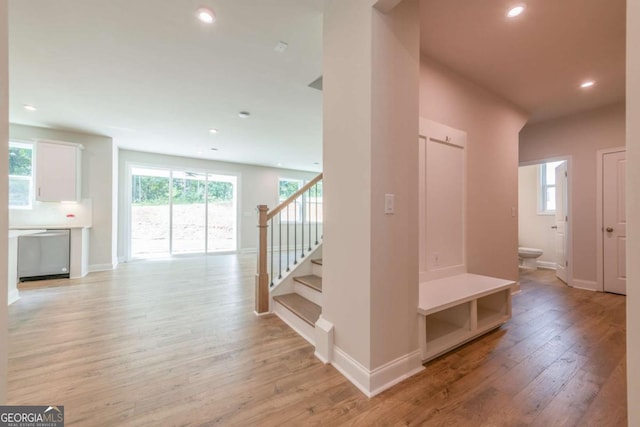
[294,281,322,306]
[253,310,271,317]
[314,315,334,364]
[331,346,424,398]
[272,300,315,345]
[369,350,424,397]
[596,147,626,293]
[536,260,556,270]
[571,279,598,292]
[418,118,467,282]
[7,289,20,305]
[89,263,117,273]
[126,162,241,260]
[35,138,84,150]
[117,256,126,263]
[518,156,573,288]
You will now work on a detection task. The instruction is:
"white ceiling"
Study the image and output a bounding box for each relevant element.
[9,0,324,172]
[9,1,626,172]
[420,0,626,122]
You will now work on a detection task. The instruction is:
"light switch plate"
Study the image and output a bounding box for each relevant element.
[385,194,395,214]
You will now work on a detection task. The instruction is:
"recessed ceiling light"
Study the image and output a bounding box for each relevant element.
[196,7,216,24]
[580,80,595,88]
[238,111,250,118]
[274,41,288,53]
[197,151,203,155]
[208,128,218,134]
[23,104,37,111]
[506,5,525,18]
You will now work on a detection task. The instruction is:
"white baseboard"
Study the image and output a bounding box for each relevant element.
[117,256,126,263]
[571,279,598,292]
[89,263,117,273]
[314,316,334,364]
[331,346,424,398]
[8,289,20,305]
[536,261,556,270]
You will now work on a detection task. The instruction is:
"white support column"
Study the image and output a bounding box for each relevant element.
[322,0,422,396]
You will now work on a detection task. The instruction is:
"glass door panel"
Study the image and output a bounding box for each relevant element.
[172,171,207,254]
[131,167,171,257]
[207,174,237,252]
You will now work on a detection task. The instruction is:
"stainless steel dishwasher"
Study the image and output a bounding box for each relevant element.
[18,229,71,280]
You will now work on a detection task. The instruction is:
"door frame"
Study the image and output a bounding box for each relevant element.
[596,146,626,292]
[124,161,241,261]
[519,156,573,288]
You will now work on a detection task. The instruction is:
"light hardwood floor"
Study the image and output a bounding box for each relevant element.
[8,257,626,426]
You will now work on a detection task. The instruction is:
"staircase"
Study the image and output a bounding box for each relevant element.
[255,174,324,345]
[272,259,323,344]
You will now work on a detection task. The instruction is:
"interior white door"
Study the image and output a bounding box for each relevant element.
[603,150,626,294]
[554,162,568,283]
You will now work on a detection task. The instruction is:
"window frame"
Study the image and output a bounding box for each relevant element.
[538,161,563,215]
[8,141,34,210]
[278,178,304,223]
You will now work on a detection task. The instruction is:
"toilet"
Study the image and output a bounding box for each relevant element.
[518,247,543,269]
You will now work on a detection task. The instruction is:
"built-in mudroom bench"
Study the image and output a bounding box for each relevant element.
[418,273,513,361]
[417,118,515,362]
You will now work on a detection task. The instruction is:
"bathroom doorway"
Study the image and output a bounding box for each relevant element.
[518,159,571,286]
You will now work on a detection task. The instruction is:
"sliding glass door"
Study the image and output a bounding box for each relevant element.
[131,167,171,257]
[172,171,207,254]
[207,174,237,252]
[130,167,237,258]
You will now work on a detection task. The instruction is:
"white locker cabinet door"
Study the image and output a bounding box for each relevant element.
[36,141,81,202]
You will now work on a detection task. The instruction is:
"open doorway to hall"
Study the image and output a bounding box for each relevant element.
[129,166,237,259]
[518,159,570,285]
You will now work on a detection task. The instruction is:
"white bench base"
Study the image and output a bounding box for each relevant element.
[418,273,514,362]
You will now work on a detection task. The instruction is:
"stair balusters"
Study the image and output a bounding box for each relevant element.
[255,173,323,314]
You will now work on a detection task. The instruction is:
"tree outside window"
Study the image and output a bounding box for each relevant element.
[9,142,33,209]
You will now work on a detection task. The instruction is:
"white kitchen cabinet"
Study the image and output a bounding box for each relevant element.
[36,140,82,202]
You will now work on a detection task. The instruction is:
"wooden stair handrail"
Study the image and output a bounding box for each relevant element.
[267,173,323,220]
[255,173,322,314]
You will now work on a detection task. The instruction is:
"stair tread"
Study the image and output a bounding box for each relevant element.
[273,293,321,326]
[311,259,323,266]
[293,274,322,292]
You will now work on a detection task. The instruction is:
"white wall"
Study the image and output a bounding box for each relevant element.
[627,0,639,422]
[518,164,556,267]
[420,56,528,283]
[520,103,625,288]
[0,0,8,404]
[323,0,422,395]
[9,124,117,270]
[117,149,318,258]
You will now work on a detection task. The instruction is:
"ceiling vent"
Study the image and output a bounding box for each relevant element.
[308,76,323,91]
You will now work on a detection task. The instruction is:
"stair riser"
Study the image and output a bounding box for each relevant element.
[294,282,322,306]
[312,263,323,278]
[273,300,316,346]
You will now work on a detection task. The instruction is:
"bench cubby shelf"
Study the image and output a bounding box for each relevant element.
[418,273,513,361]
